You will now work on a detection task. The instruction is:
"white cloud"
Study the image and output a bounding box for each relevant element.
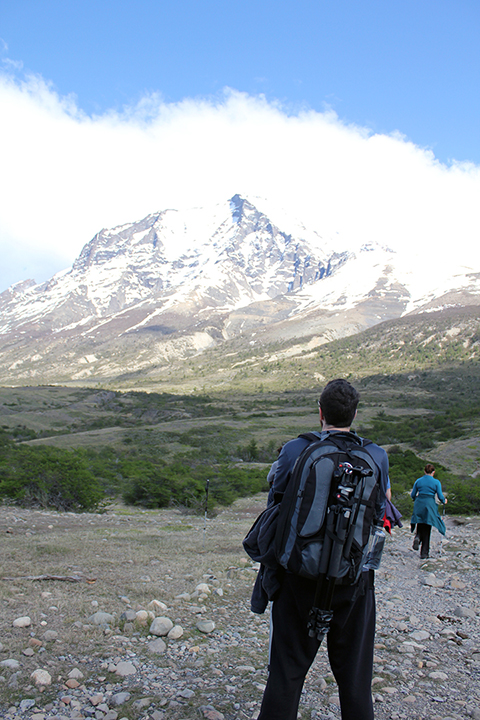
[1,70,480,292]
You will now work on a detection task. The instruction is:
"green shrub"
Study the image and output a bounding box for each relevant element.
[387,447,473,516]
[0,444,104,511]
[121,460,267,511]
[442,477,480,515]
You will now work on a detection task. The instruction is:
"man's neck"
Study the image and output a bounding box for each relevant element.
[321,423,351,433]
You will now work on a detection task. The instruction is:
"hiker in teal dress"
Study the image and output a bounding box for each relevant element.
[411,464,446,559]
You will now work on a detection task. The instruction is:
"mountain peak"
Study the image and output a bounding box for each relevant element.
[2,195,480,387]
[229,194,248,222]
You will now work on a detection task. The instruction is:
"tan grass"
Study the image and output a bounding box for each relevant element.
[0,496,267,668]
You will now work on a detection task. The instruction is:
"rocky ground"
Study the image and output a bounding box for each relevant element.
[1,498,479,720]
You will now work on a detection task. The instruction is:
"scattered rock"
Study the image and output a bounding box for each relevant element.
[0,659,20,669]
[65,678,81,689]
[200,705,225,720]
[31,668,52,686]
[13,616,31,628]
[147,638,167,653]
[454,606,476,618]
[150,616,174,636]
[1,505,480,720]
[114,661,136,677]
[148,599,168,613]
[429,671,448,680]
[135,610,149,626]
[167,624,184,639]
[196,619,215,633]
[422,573,445,588]
[19,699,36,712]
[88,611,115,625]
[110,691,131,705]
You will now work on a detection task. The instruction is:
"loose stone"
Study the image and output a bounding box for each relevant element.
[150,616,174,636]
[31,668,52,686]
[13,616,31,628]
[197,620,215,633]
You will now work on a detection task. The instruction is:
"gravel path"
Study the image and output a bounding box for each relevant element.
[1,502,479,720]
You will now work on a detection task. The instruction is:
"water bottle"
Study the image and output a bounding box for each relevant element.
[363,525,386,570]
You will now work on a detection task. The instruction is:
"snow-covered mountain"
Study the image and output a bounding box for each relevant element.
[1,194,480,385]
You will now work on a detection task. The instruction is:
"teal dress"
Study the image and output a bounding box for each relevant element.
[411,475,446,535]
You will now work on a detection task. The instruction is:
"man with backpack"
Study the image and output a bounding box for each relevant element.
[254,379,389,720]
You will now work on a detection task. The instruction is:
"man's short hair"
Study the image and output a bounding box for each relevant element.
[319,379,360,428]
[424,463,435,474]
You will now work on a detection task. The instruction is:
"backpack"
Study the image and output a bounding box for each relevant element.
[273,431,380,584]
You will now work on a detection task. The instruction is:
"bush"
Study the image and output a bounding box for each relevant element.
[442,477,480,515]
[0,444,104,511]
[387,447,473,516]
[121,460,268,511]
[121,459,206,509]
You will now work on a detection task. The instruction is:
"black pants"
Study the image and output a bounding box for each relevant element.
[257,572,375,720]
[414,523,432,558]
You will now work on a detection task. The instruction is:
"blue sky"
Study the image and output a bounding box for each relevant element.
[1,0,480,291]
[3,0,479,163]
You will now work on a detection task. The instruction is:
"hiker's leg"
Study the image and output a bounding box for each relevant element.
[327,572,375,720]
[416,523,425,554]
[411,523,420,550]
[419,523,431,558]
[257,574,319,720]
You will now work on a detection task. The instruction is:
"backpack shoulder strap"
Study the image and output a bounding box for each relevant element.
[321,430,362,448]
[298,432,323,442]
[299,430,371,448]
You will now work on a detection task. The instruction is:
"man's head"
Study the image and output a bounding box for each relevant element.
[319,379,360,429]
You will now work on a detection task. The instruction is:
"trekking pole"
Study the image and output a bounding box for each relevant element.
[203,479,210,548]
[308,505,348,641]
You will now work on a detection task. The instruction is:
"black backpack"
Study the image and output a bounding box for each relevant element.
[273,431,380,584]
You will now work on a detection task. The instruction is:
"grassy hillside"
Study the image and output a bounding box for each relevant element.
[94,305,480,395]
[2,359,480,515]
[2,306,480,513]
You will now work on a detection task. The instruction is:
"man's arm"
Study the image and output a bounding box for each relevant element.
[376,449,389,522]
[268,437,310,504]
[364,442,389,522]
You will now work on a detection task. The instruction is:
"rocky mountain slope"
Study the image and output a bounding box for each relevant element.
[1,195,480,387]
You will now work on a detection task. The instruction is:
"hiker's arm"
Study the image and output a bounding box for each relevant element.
[270,437,309,501]
[435,480,446,504]
[366,443,388,522]
[376,452,389,521]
